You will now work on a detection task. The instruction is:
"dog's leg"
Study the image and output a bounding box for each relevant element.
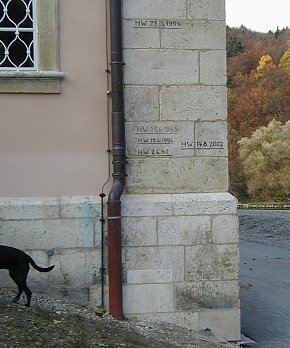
[9,270,23,303]
[9,266,32,307]
[23,282,32,307]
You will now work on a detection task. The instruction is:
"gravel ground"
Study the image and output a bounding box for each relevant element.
[0,289,235,348]
[239,209,290,249]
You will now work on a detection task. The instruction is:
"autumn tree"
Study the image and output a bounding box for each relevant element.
[227,26,290,201]
[280,50,290,72]
[256,54,275,77]
[279,41,290,72]
[227,50,262,85]
[238,119,290,201]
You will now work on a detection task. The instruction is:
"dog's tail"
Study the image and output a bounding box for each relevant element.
[28,257,55,273]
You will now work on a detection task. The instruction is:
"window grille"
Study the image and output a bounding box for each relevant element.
[0,0,36,70]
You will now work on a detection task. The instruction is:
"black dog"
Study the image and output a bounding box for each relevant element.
[0,245,55,307]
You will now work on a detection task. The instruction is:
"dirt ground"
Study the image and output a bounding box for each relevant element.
[0,300,162,348]
[0,289,235,348]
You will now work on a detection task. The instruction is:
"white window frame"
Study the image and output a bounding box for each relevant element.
[0,0,64,93]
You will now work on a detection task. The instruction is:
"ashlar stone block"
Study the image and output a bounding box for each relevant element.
[126,157,228,193]
[200,50,227,85]
[187,0,225,21]
[0,218,94,249]
[0,197,59,220]
[160,85,227,121]
[125,86,159,121]
[123,0,186,19]
[185,244,239,281]
[50,248,101,286]
[176,280,240,311]
[123,246,184,281]
[123,283,174,313]
[122,217,158,246]
[172,193,237,216]
[124,49,199,85]
[212,215,239,244]
[202,280,240,309]
[158,215,211,245]
[121,193,173,217]
[161,20,225,50]
[60,196,101,218]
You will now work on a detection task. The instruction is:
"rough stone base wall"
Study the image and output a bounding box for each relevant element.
[0,196,103,306]
[121,192,240,341]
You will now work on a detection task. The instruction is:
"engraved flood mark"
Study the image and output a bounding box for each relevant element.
[127,122,194,157]
[195,140,225,150]
[127,122,227,158]
[195,122,228,155]
[133,19,183,29]
[135,124,179,134]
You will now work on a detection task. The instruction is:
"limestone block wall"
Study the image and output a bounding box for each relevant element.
[121,194,240,341]
[0,197,103,305]
[124,0,228,193]
[122,0,240,342]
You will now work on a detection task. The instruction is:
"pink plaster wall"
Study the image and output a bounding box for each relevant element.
[0,0,111,196]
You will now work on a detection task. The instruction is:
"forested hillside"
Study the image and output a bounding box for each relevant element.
[227,26,290,202]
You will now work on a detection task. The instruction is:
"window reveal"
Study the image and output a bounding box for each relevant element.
[0,0,36,70]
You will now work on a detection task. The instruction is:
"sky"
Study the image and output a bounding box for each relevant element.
[225,0,289,33]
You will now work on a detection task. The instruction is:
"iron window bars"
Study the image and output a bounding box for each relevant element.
[0,0,36,70]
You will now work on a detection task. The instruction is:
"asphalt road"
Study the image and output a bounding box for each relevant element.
[239,209,290,348]
[239,209,290,249]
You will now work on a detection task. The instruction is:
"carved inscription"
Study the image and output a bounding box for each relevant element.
[127,122,194,157]
[133,19,182,29]
[135,125,179,134]
[195,122,227,155]
[196,141,225,149]
[134,124,179,156]
[127,122,226,157]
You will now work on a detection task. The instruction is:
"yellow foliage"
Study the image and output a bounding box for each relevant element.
[255,54,276,78]
[279,50,290,73]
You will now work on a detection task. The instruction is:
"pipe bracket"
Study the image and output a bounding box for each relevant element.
[107,216,122,220]
[111,61,125,65]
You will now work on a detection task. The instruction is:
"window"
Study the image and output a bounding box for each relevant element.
[0,0,36,69]
[0,0,63,93]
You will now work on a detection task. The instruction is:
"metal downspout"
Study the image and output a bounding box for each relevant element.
[107,0,126,320]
